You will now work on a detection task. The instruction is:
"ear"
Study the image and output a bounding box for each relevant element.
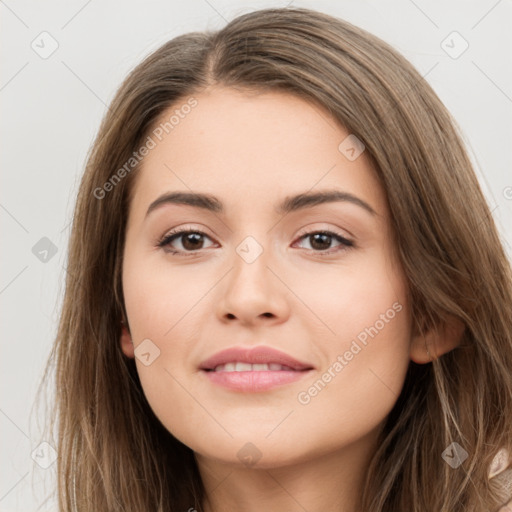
[120,322,135,359]
[410,314,466,364]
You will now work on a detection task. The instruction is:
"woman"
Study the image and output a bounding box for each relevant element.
[38,6,512,511]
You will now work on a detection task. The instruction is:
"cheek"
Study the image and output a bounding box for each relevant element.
[297,260,410,439]
[291,335,410,458]
[122,252,214,390]
[289,247,409,349]
[290,253,411,431]
[122,259,207,434]
[123,252,208,341]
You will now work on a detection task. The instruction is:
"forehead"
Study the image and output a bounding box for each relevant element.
[128,86,387,222]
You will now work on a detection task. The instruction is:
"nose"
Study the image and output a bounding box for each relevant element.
[216,242,290,327]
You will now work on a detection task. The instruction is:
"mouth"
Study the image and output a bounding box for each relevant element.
[199,345,314,372]
[200,360,314,392]
[198,345,314,392]
[204,362,305,372]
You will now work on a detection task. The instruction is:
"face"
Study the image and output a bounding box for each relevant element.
[120,86,413,468]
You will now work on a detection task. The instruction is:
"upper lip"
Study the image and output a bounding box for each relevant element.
[199,346,314,371]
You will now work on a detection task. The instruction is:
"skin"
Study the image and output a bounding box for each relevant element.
[120,86,463,512]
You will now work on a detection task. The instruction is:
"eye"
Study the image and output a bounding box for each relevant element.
[293,229,354,256]
[157,227,216,256]
[157,227,354,257]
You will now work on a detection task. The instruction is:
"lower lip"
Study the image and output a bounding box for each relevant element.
[201,369,312,392]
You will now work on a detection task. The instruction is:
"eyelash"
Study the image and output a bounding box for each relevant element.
[156,226,354,257]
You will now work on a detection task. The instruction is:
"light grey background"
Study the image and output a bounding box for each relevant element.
[1,0,511,510]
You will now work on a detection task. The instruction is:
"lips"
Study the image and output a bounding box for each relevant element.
[199,346,314,372]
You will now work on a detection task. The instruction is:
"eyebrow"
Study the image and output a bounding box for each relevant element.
[145,190,377,218]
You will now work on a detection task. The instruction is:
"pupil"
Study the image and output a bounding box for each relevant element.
[183,233,203,250]
[311,233,331,250]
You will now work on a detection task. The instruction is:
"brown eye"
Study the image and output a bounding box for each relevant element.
[294,230,354,254]
[157,228,354,257]
[158,229,215,255]
[180,232,205,251]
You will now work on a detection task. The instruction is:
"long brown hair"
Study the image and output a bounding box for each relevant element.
[35,7,512,511]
